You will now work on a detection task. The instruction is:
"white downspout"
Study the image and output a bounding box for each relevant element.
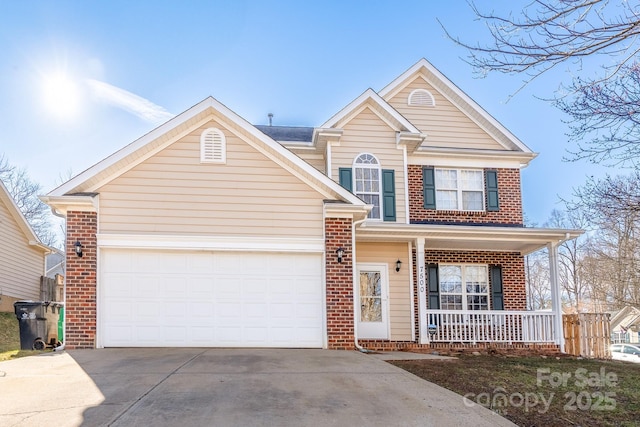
[352,217,371,353]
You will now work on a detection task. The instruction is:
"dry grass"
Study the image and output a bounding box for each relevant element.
[391,354,640,427]
[0,312,46,361]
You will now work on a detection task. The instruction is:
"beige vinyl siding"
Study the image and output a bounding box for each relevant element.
[387,76,505,151]
[0,200,43,300]
[357,242,412,341]
[291,151,326,174]
[98,120,325,238]
[331,107,407,223]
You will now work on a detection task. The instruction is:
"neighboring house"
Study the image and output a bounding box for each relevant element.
[42,59,581,351]
[0,180,53,312]
[610,306,640,344]
[45,249,65,279]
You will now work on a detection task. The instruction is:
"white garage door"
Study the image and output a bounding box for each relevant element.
[100,249,324,347]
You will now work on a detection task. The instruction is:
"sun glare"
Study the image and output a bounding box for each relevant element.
[42,72,81,118]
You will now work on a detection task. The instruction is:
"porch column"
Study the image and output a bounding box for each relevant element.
[415,238,428,344]
[548,242,565,352]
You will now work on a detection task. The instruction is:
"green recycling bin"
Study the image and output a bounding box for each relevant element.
[58,306,64,343]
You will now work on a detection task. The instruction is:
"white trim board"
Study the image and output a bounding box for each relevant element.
[97,234,325,253]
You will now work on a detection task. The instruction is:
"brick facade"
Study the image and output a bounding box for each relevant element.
[65,211,98,349]
[424,250,526,311]
[407,248,527,345]
[408,165,523,225]
[325,218,354,350]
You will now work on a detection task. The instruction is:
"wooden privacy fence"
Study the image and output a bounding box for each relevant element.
[563,313,611,359]
[40,275,63,302]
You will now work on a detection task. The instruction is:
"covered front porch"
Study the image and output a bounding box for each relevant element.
[355,222,582,352]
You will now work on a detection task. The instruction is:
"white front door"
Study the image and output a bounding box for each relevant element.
[356,263,389,339]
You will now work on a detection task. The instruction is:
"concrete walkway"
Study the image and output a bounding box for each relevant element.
[0,348,514,427]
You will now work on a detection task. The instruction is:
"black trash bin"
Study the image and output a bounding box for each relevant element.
[14,301,62,350]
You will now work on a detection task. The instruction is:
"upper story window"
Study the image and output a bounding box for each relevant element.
[423,167,499,212]
[354,154,381,220]
[200,128,226,163]
[338,154,397,222]
[408,89,435,107]
[435,169,483,211]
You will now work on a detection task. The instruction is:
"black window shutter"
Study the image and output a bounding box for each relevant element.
[338,168,352,191]
[491,265,504,310]
[382,169,396,222]
[485,170,499,211]
[427,263,440,309]
[423,167,436,209]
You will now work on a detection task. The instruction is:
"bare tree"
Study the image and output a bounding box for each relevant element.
[546,209,592,311]
[567,173,640,309]
[0,155,57,247]
[557,63,640,167]
[444,1,640,85]
[525,249,551,310]
[443,1,640,165]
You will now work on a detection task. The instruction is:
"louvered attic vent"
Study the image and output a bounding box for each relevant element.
[408,89,436,107]
[200,128,226,163]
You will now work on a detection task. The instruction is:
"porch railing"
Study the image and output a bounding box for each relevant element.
[425,310,557,343]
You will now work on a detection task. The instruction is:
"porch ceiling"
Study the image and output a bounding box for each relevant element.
[355,223,583,255]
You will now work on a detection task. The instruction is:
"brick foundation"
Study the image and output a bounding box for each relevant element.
[357,340,561,355]
[65,211,98,349]
[325,218,354,350]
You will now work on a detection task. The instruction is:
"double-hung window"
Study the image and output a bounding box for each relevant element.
[338,153,396,221]
[439,265,489,310]
[434,169,484,211]
[354,154,381,220]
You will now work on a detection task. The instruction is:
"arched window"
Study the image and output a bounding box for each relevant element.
[200,128,226,163]
[354,153,381,219]
[408,89,435,107]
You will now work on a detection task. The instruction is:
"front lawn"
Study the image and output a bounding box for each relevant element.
[391,354,640,427]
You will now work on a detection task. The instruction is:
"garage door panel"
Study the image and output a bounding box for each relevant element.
[101,249,323,348]
[190,278,215,298]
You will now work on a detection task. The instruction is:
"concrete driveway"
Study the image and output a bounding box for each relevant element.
[0,348,514,427]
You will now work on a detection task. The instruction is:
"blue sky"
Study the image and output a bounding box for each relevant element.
[0,1,611,226]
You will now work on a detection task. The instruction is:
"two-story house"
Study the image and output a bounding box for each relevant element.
[42,59,581,351]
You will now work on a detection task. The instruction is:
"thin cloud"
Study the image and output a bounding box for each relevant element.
[86,79,174,124]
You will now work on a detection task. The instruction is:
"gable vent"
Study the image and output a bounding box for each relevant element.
[408,89,435,107]
[200,128,226,163]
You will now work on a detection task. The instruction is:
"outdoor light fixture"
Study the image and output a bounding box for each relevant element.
[395,259,402,272]
[74,240,83,258]
[336,247,344,263]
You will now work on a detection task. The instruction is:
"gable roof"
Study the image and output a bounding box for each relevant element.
[379,58,534,154]
[46,97,367,208]
[610,306,640,329]
[320,88,422,134]
[0,180,51,253]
